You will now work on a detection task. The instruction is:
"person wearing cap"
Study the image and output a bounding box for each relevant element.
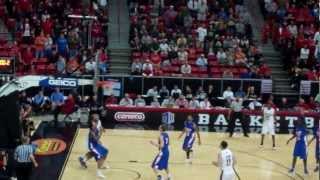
[196,54,208,68]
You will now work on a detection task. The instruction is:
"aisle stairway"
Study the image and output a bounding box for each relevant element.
[245,0,298,96]
[108,0,131,74]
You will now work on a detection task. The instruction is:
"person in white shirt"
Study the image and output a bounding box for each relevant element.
[119,93,133,106]
[181,62,192,75]
[199,97,211,109]
[260,102,277,149]
[189,96,200,109]
[213,141,236,180]
[159,40,170,54]
[196,24,207,42]
[147,86,158,97]
[300,45,310,63]
[187,0,199,14]
[217,48,227,64]
[171,85,182,99]
[142,60,154,76]
[196,54,208,68]
[223,86,234,101]
[150,97,160,107]
[314,28,320,45]
[85,59,97,74]
[248,100,262,110]
[178,48,188,62]
[134,95,146,107]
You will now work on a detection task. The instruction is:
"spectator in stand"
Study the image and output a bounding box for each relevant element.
[181,61,192,76]
[314,44,320,63]
[22,18,32,44]
[196,86,207,100]
[248,99,262,110]
[0,150,8,179]
[178,48,188,62]
[184,85,193,100]
[134,95,146,107]
[56,55,66,74]
[34,31,46,58]
[222,69,234,78]
[85,58,97,75]
[50,88,64,124]
[278,97,291,110]
[305,69,318,80]
[56,33,68,57]
[147,86,158,98]
[299,44,310,67]
[189,96,200,109]
[171,85,182,99]
[197,0,208,21]
[290,68,304,90]
[20,47,34,73]
[131,59,143,75]
[150,97,160,107]
[105,94,118,105]
[296,98,310,111]
[159,86,170,98]
[217,48,227,64]
[196,24,207,43]
[308,96,317,110]
[142,60,154,76]
[187,0,199,18]
[44,34,53,58]
[246,86,257,99]
[196,54,208,68]
[234,47,247,65]
[32,90,45,113]
[235,87,246,99]
[163,5,177,28]
[161,96,175,108]
[98,48,108,74]
[223,86,234,101]
[315,91,320,104]
[175,95,188,108]
[199,97,211,109]
[119,93,133,106]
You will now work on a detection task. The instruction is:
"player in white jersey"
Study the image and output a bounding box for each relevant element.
[260,102,277,149]
[213,141,237,180]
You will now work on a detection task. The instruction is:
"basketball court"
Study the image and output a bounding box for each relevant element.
[60,129,317,180]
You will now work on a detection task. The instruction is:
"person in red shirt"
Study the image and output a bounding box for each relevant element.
[305,69,318,80]
[308,96,317,110]
[42,18,53,35]
[21,47,34,73]
[296,98,310,111]
[150,51,161,68]
[258,63,271,78]
[62,94,76,121]
[105,94,118,105]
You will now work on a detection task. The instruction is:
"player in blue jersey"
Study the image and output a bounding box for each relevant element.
[178,115,201,164]
[81,118,108,178]
[307,122,319,172]
[151,125,171,180]
[78,114,107,169]
[287,117,309,175]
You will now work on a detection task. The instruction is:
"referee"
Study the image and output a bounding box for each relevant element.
[228,96,249,137]
[14,136,38,180]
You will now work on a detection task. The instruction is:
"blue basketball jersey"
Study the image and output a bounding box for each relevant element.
[185,121,195,138]
[161,132,169,152]
[89,127,100,144]
[293,126,307,159]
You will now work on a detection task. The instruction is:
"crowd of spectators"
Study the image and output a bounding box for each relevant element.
[129,0,271,79]
[0,0,110,76]
[260,0,319,90]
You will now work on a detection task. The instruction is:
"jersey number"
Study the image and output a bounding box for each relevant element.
[226,155,232,166]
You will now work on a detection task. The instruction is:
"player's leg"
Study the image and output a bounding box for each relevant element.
[289,156,297,173]
[228,115,235,137]
[79,152,94,168]
[153,168,162,180]
[271,135,276,149]
[96,157,106,179]
[315,157,319,172]
[165,168,172,180]
[303,158,308,174]
[260,134,265,146]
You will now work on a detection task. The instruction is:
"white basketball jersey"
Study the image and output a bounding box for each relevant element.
[220,149,234,172]
[263,107,275,123]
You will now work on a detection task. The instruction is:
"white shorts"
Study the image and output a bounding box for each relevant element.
[220,170,235,180]
[261,121,275,135]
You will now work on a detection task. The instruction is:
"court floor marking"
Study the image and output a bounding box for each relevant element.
[58,127,80,180]
[64,129,312,180]
[105,131,306,179]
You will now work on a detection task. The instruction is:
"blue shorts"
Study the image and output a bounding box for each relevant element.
[293,143,307,160]
[151,151,169,170]
[89,142,108,161]
[183,134,195,151]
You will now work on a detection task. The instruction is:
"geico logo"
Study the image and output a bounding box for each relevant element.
[48,79,77,87]
[115,112,145,122]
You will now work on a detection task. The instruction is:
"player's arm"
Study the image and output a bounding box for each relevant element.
[286,134,296,145]
[150,136,161,149]
[194,123,201,145]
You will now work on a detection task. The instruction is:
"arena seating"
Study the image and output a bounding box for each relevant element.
[129,0,271,78]
[0,0,109,75]
[260,0,319,82]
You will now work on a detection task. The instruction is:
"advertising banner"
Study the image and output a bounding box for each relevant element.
[105,106,319,131]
